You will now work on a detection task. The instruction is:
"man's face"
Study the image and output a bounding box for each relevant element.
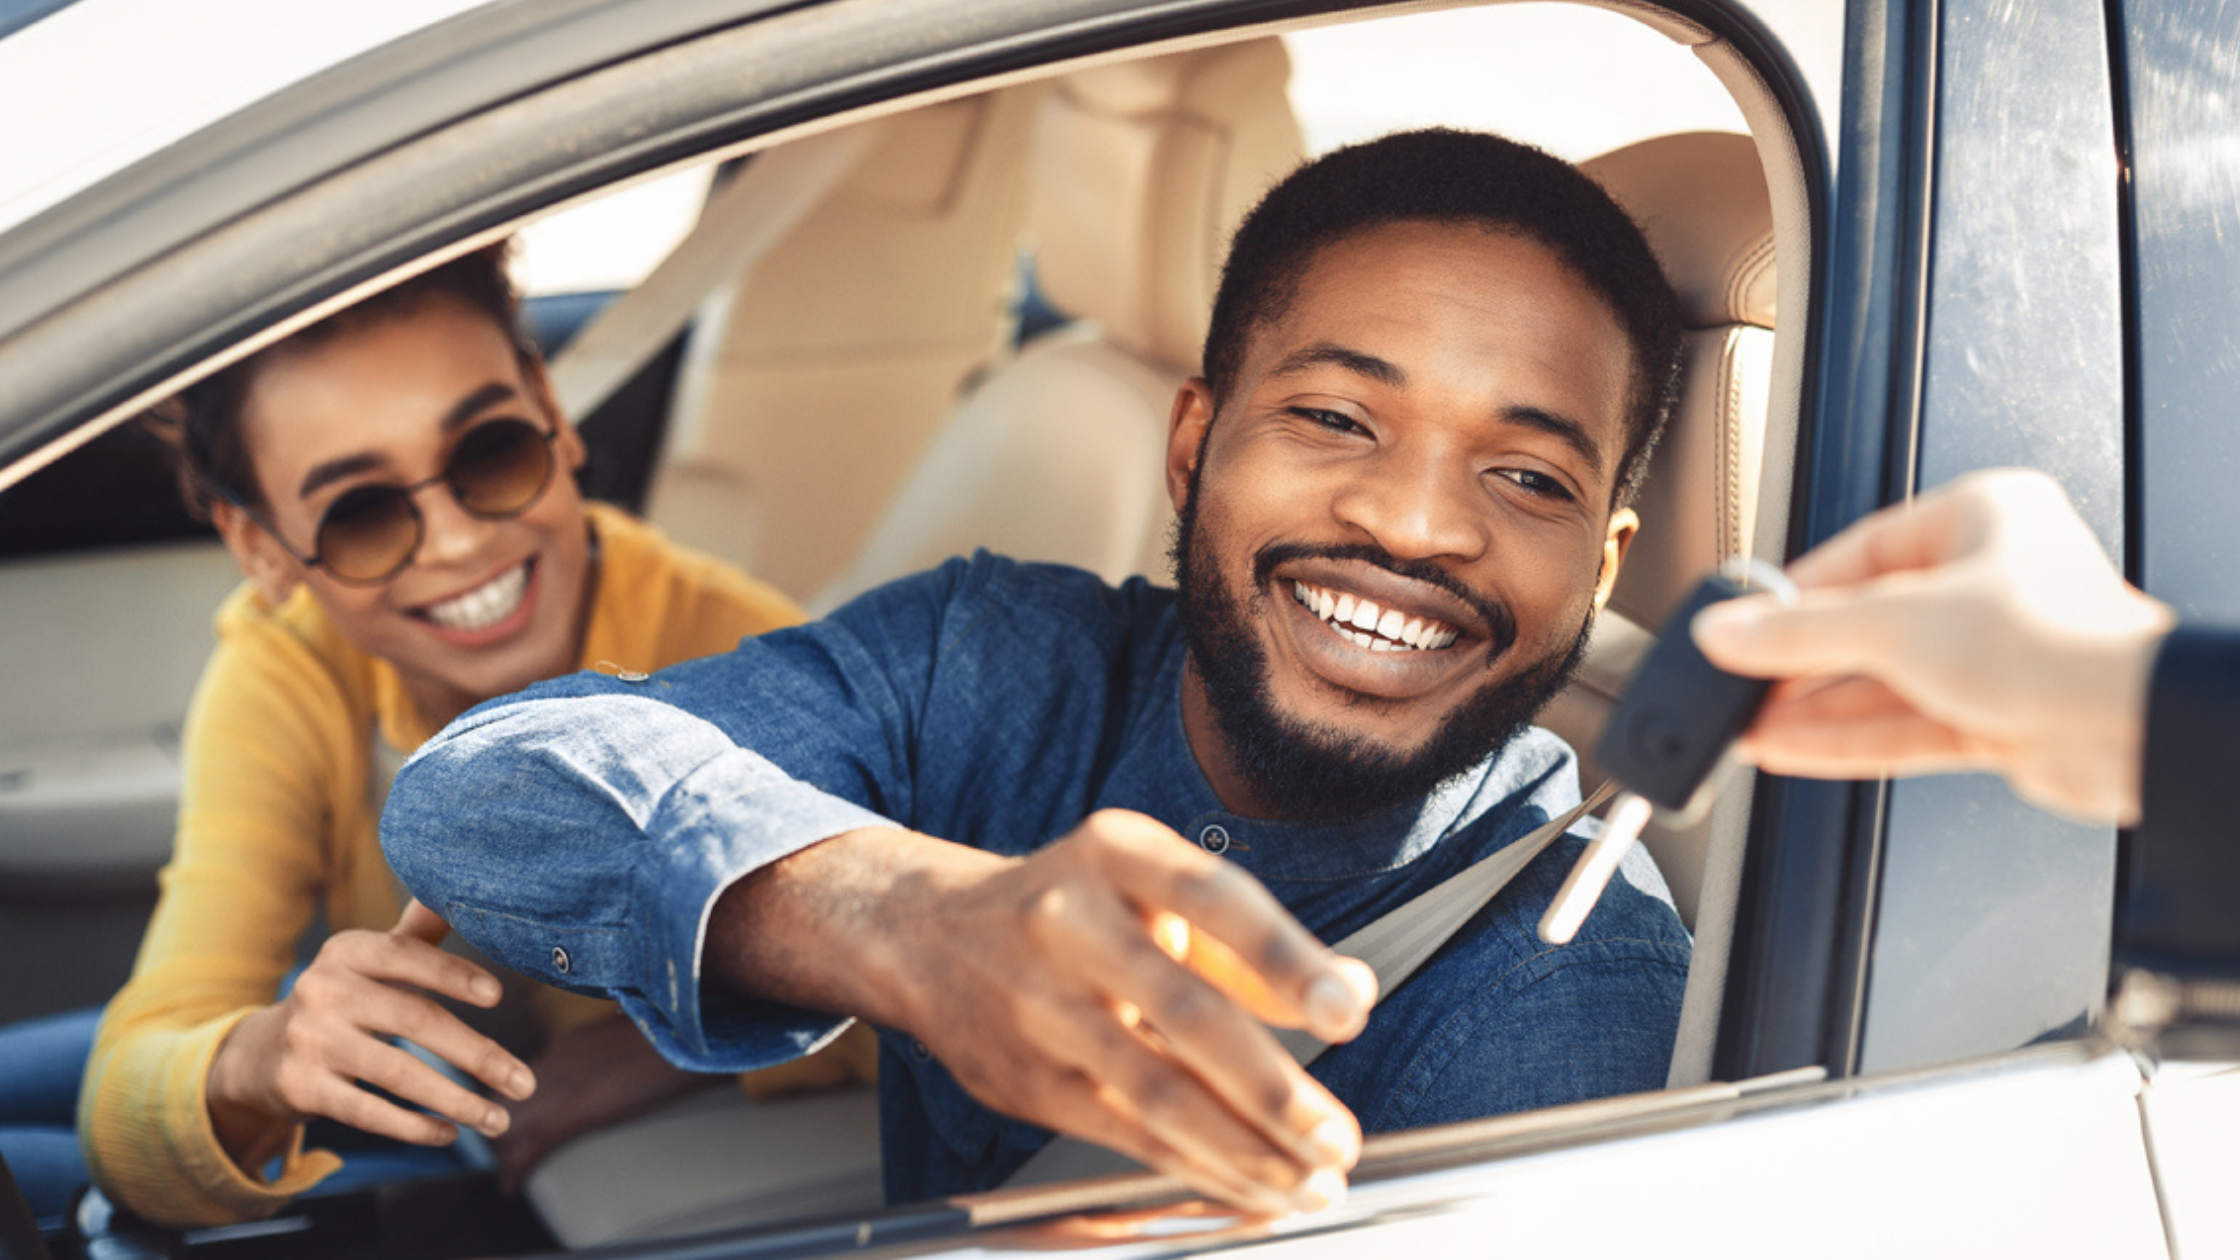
[1168,220,1639,820]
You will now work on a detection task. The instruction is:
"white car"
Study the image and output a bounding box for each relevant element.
[2,0,2236,1255]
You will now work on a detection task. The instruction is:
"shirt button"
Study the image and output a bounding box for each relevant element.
[551,946,572,975]
[1198,824,1231,855]
[909,1038,933,1063]
[617,670,650,683]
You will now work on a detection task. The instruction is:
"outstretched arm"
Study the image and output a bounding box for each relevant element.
[384,562,1373,1212]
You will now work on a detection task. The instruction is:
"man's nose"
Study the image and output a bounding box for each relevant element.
[1328,441,1488,561]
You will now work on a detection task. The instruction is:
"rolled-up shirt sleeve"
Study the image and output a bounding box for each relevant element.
[383,562,962,1072]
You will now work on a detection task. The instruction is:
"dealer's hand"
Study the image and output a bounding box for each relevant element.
[713,810,1377,1216]
[1691,468,2174,822]
[206,900,536,1172]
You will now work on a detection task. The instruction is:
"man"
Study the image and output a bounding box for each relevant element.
[383,128,1692,1215]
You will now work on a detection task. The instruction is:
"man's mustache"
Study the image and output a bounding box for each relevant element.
[1249,541,1519,660]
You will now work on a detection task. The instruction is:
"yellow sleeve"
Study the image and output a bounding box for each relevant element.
[79,594,359,1227]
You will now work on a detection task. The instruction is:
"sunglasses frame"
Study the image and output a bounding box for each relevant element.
[215,417,563,587]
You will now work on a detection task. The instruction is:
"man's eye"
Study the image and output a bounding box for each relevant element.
[1495,468,1576,501]
[1287,406,1361,433]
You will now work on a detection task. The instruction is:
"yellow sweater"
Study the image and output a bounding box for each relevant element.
[80,504,805,1226]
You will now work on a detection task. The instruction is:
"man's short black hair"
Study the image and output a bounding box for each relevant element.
[1202,128,1683,507]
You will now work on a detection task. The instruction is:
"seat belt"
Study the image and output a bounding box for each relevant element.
[546,120,884,421]
[1005,779,1618,1188]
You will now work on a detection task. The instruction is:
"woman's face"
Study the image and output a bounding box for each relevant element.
[222,294,595,724]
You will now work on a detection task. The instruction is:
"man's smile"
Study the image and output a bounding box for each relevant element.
[1289,580,1461,651]
[1256,554,1512,705]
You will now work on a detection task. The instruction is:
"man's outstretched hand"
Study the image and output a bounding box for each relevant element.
[712,809,1378,1216]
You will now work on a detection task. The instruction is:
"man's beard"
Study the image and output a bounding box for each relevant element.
[1171,473,1593,823]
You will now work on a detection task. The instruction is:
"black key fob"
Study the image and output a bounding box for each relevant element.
[1595,564,1793,817]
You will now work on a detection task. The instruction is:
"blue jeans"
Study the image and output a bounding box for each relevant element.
[0,996,479,1225]
[0,1006,97,1221]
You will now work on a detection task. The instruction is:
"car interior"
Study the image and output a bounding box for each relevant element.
[0,0,1813,1250]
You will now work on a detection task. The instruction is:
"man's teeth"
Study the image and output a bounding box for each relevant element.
[424,564,529,631]
[1292,581,1458,651]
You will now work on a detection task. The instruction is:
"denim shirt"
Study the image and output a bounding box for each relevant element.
[383,554,1690,1203]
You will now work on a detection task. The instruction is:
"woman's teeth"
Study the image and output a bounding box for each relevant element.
[423,564,529,631]
[1292,581,1459,652]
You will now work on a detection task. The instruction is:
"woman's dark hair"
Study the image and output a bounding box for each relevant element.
[1202,128,1684,508]
[161,242,537,518]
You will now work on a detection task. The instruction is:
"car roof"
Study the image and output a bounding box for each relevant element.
[0,0,490,237]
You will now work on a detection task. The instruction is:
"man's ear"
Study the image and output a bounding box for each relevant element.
[1594,506,1639,613]
[212,500,303,607]
[1166,378,1216,514]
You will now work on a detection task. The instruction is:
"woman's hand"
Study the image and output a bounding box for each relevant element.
[205,900,537,1172]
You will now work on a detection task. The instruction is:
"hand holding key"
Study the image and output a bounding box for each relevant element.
[1690,470,2173,824]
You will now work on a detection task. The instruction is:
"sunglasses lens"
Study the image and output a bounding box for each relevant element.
[317,486,422,583]
[450,419,554,518]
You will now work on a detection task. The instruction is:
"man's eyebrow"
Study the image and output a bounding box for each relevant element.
[1267,342,1408,389]
[296,382,520,500]
[1504,404,1606,474]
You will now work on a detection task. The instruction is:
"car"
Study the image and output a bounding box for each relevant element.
[3,0,2238,1255]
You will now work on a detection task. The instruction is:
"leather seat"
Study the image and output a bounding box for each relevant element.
[813,38,1303,610]
[645,85,1045,601]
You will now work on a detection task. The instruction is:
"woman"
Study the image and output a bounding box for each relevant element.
[0,244,865,1227]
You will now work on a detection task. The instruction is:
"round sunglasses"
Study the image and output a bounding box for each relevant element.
[226,417,562,586]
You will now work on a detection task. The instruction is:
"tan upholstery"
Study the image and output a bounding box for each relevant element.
[1536,131,1776,929]
[814,40,1302,609]
[647,86,1044,601]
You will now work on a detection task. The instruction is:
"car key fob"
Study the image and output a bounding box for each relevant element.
[1594,560,1795,819]
[1541,559,1794,944]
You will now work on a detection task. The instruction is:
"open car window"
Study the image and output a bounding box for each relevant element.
[0,1,1883,1254]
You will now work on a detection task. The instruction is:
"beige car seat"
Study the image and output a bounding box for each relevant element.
[644,85,1044,601]
[1535,130,1777,931]
[812,38,1303,611]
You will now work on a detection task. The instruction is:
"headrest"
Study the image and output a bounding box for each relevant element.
[1582,131,1774,330]
[1029,39,1305,372]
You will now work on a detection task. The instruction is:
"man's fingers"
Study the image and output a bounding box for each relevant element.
[1024,1051,1324,1216]
[1081,811,1374,1044]
[1033,888,1355,1177]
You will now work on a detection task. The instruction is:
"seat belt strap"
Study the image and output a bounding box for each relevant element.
[1269,777,1617,1066]
[1005,780,1616,1188]
[546,121,883,420]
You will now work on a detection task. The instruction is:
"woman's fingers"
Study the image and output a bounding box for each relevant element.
[328,1033,514,1140]
[329,922,504,1009]
[392,897,453,947]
